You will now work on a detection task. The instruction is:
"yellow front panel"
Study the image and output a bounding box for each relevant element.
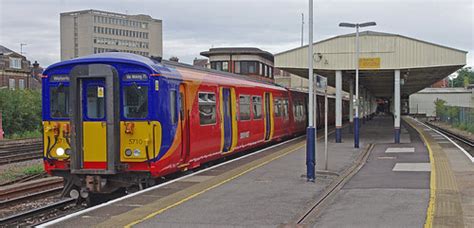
[83,122,107,162]
[120,121,162,162]
[43,121,70,160]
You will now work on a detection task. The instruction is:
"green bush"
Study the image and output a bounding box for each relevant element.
[0,89,42,138]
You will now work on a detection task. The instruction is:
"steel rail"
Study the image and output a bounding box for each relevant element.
[424,121,474,147]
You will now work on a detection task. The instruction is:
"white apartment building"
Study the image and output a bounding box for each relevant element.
[60,9,162,60]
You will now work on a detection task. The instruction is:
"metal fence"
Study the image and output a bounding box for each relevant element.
[437,106,474,132]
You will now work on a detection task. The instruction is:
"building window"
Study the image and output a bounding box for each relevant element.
[8,78,15,89]
[235,62,240,73]
[259,63,263,75]
[252,96,262,119]
[210,61,229,72]
[239,95,251,121]
[9,58,21,69]
[269,67,273,78]
[238,61,257,74]
[19,79,25,89]
[198,92,216,125]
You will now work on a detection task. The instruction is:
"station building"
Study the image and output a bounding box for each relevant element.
[275,31,467,144]
[200,47,275,82]
[60,9,163,60]
[409,87,474,116]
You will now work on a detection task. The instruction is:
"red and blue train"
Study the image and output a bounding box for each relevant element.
[42,53,348,201]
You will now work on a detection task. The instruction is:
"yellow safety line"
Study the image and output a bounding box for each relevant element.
[404,118,436,228]
[125,130,336,228]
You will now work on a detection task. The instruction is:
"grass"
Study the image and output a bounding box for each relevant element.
[5,130,42,139]
[0,163,45,184]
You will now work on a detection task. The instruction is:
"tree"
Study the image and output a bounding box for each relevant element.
[449,67,474,87]
[0,89,42,137]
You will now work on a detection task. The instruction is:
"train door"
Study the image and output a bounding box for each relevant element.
[179,84,190,163]
[81,79,107,169]
[222,88,232,152]
[69,64,120,173]
[264,92,271,140]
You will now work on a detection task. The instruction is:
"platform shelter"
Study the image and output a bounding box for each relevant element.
[274,31,467,145]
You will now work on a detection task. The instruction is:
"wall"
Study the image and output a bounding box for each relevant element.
[409,88,474,116]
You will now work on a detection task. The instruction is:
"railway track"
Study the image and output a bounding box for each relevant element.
[0,177,64,209]
[424,121,474,155]
[0,140,43,165]
[0,198,78,226]
[0,177,70,227]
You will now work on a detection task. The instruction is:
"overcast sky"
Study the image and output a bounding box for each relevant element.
[0,0,472,69]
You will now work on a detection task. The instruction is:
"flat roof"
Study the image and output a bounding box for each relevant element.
[201,47,274,62]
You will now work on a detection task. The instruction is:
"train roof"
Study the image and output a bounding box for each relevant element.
[43,52,159,74]
[44,52,287,91]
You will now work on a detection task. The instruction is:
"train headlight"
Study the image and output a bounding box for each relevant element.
[65,148,71,156]
[125,149,132,157]
[133,149,141,157]
[56,147,65,156]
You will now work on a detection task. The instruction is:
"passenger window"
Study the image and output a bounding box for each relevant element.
[198,92,216,125]
[239,95,251,121]
[170,90,177,124]
[274,99,281,117]
[86,85,105,119]
[252,96,262,119]
[282,99,289,118]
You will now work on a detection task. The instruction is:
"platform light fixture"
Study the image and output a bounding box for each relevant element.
[339,21,376,148]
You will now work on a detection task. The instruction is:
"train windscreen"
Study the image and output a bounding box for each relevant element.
[123,84,148,119]
[50,85,69,118]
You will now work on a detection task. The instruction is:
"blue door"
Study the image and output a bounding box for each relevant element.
[222,88,232,152]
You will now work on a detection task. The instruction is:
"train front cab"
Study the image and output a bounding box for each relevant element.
[44,62,165,197]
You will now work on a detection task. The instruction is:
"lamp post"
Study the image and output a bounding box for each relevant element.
[338,22,376,148]
[306,0,315,182]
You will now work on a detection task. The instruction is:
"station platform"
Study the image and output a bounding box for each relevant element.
[41,115,472,228]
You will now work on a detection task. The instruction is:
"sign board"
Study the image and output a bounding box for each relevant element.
[359,58,381,69]
[316,74,327,90]
[97,87,104,98]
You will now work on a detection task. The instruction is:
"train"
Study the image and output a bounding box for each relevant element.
[41,53,348,203]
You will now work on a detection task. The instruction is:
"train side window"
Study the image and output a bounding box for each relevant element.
[282,99,289,118]
[274,98,281,117]
[198,92,216,125]
[179,92,185,120]
[252,96,262,119]
[239,95,251,121]
[170,90,177,124]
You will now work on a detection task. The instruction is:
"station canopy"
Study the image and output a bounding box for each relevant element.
[274,31,467,98]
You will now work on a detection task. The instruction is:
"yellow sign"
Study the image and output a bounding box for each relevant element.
[359,58,381,69]
[97,87,104,98]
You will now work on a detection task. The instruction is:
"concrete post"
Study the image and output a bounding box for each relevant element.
[335,70,342,143]
[394,70,401,143]
[349,80,354,130]
[361,87,365,124]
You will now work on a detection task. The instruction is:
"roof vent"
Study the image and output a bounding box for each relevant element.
[150,56,162,63]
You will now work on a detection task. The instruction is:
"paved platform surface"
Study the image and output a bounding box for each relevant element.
[311,116,430,228]
[406,117,472,228]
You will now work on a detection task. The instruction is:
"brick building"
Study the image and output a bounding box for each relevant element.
[0,45,33,90]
